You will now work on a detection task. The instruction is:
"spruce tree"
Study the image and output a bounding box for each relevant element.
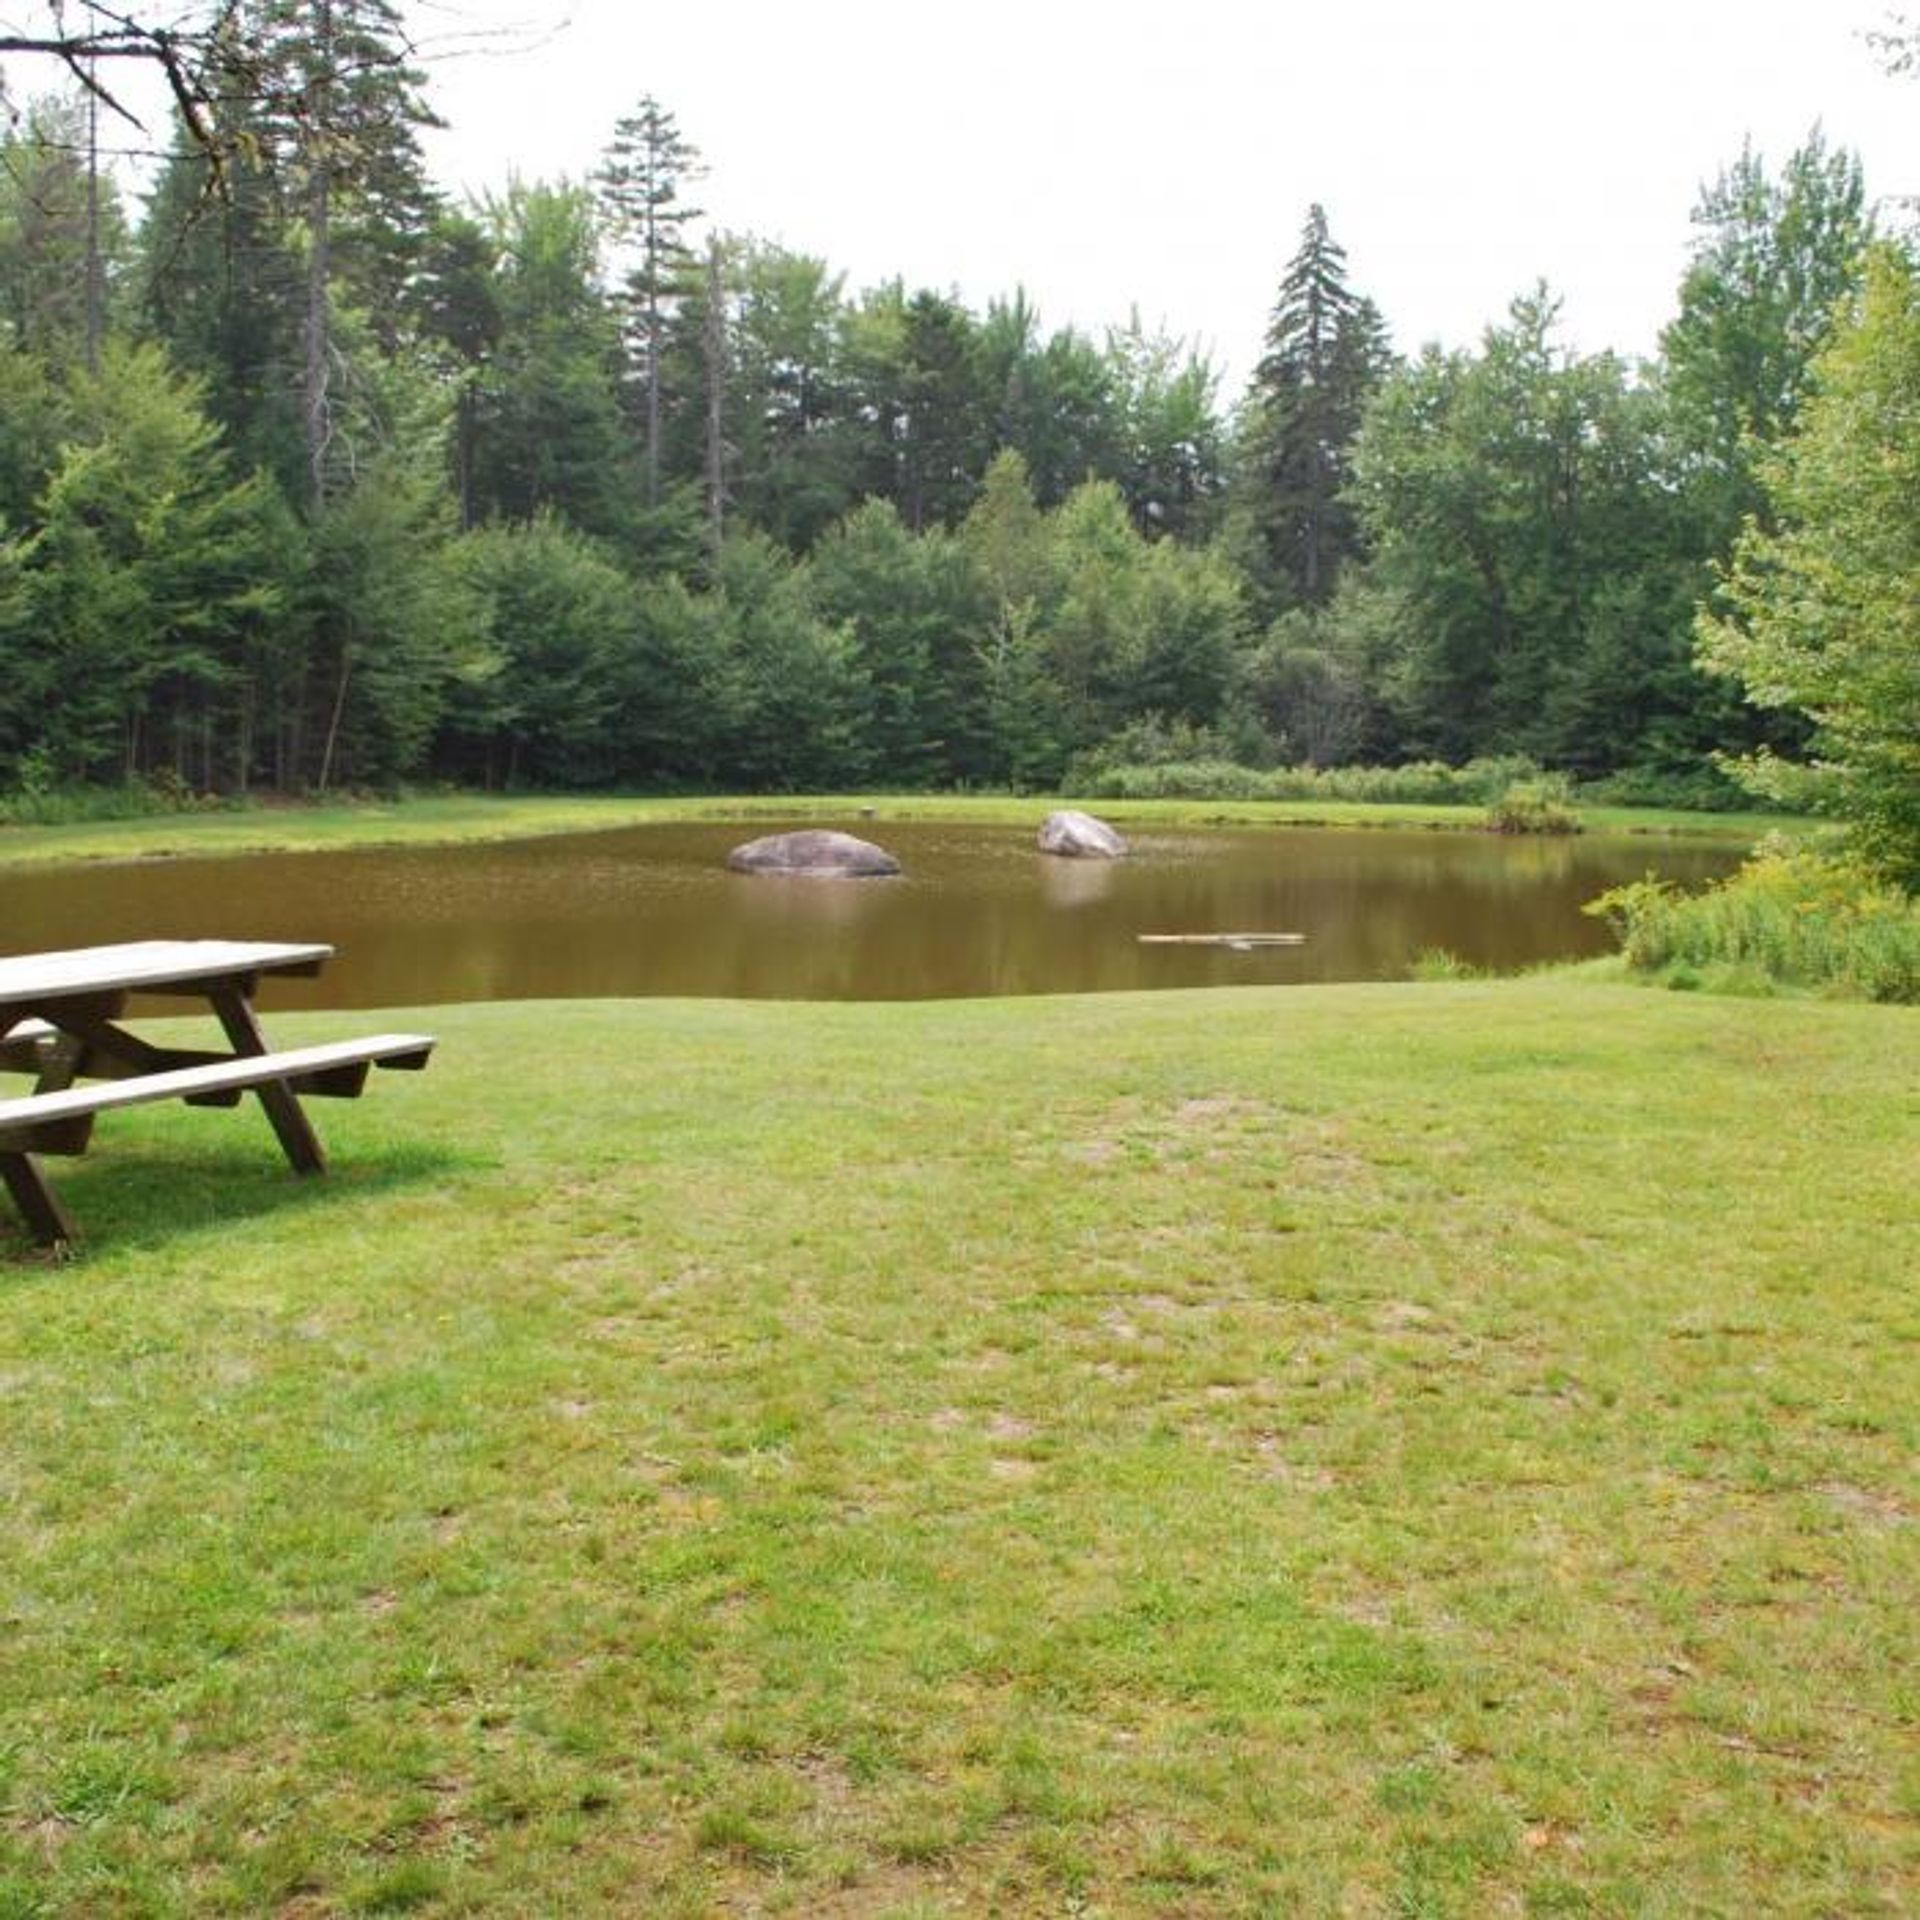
[1240,205,1390,608]
[596,96,705,508]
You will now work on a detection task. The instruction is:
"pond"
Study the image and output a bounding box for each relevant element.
[1,820,1741,1009]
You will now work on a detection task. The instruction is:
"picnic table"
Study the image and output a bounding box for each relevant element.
[0,940,434,1248]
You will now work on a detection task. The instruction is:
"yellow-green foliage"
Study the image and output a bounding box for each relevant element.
[1590,841,1920,1001]
[1484,776,1581,836]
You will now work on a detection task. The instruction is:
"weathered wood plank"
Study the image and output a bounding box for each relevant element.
[0,940,332,1008]
[1136,933,1308,948]
[0,1035,436,1148]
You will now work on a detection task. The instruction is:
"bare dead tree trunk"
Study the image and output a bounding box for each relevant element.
[83,60,103,373]
[316,647,352,795]
[236,682,253,797]
[644,203,662,510]
[703,236,726,560]
[302,0,335,510]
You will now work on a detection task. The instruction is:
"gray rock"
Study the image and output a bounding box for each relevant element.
[1038,809,1128,859]
[726,828,901,877]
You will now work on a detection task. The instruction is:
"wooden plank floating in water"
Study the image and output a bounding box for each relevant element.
[1138,933,1307,949]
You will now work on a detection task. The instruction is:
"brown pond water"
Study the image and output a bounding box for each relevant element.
[1,821,1741,1010]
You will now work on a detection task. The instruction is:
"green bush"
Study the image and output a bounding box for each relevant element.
[1485,776,1581,835]
[1576,762,1757,813]
[1587,842,1920,1002]
[0,770,224,827]
[1068,754,1549,807]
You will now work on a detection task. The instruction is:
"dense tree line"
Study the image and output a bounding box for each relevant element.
[0,6,1896,812]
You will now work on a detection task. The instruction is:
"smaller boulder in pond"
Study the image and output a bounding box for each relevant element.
[727,828,902,877]
[1038,809,1128,859]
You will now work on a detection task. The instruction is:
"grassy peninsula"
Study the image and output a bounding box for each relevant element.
[0,789,1799,870]
[2,972,1914,1913]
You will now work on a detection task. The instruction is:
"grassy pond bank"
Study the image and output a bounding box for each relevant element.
[1,802,1913,1914]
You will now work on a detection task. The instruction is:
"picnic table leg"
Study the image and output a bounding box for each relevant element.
[2,1150,75,1248]
[207,987,327,1176]
[33,1031,84,1095]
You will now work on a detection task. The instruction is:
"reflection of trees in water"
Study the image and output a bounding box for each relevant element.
[3,823,1743,1006]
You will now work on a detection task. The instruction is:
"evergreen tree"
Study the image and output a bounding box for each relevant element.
[1239,204,1391,608]
[597,95,704,508]
[0,93,129,368]
[467,182,638,548]
[979,294,1124,508]
[140,111,306,493]
[0,343,286,788]
[411,208,505,529]
[237,0,441,504]
[723,240,859,549]
[140,0,439,504]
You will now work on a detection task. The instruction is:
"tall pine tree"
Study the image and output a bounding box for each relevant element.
[1239,205,1390,609]
[596,96,704,509]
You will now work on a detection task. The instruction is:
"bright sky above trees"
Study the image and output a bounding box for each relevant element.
[412,0,1913,383]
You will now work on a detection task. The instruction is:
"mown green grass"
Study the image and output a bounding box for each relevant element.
[0,790,1797,868]
[2,974,1915,1913]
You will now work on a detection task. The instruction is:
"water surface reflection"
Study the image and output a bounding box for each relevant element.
[0,821,1740,1009]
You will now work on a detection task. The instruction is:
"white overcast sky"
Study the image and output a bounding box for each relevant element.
[366,4,1914,386]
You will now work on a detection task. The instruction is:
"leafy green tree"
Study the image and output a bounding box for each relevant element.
[139,0,438,506]
[1351,289,1698,771]
[1661,131,1869,547]
[1106,317,1225,541]
[723,240,862,549]
[304,449,473,790]
[852,284,990,531]
[979,294,1123,508]
[961,450,1065,784]
[440,514,641,787]
[1129,537,1245,727]
[0,338,70,525]
[1238,205,1391,608]
[615,573,744,784]
[807,498,990,784]
[1698,246,1920,885]
[705,532,868,789]
[411,208,505,529]
[468,181,638,548]
[1234,609,1367,767]
[0,344,285,787]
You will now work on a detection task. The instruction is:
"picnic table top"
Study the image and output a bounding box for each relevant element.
[0,940,334,1006]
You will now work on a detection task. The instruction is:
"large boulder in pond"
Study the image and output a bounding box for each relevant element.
[727,828,901,877]
[1038,809,1128,859]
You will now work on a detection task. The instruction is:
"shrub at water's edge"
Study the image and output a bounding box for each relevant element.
[1070,752,1552,807]
[1588,841,1920,1002]
[0,764,231,827]
[1484,775,1581,835]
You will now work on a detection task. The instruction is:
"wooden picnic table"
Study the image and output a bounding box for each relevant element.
[0,940,433,1248]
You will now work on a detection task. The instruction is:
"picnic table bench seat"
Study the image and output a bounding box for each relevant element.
[0,1034,435,1156]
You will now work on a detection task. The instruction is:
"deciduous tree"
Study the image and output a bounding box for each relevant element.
[1699,245,1920,885]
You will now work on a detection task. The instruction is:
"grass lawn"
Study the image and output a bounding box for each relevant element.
[2,971,1914,1914]
[0,790,1799,869]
